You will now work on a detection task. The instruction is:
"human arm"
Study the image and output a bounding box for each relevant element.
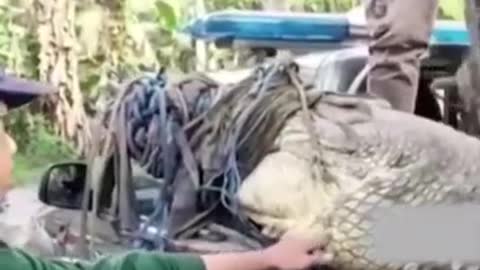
[0,248,205,270]
[0,231,332,270]
[201,232,333,270]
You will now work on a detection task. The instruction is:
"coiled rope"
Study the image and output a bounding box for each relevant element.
[116,65,291,214]
[120,72,219,178]
[105,70,221,249]
[107,58,315,249]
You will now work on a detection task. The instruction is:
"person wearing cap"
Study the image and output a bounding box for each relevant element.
[0,73,333,269]
[365,0,438,113]
[0,71,62,258]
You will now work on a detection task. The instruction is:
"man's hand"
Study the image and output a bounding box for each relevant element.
[202,230,333,270]
[263,231,333,270]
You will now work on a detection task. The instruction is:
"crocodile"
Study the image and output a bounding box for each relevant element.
[235,89,480,270]
[90,58,480,270]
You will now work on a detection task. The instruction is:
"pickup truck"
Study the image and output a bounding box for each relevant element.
[36,8,472,260]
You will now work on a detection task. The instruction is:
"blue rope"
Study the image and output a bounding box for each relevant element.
[114,62,286,250]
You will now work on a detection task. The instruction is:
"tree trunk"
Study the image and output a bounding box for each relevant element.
[33,0,91,155]
[195,0,208,72]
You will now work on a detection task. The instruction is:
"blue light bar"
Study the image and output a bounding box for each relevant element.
[185,10,350,42]
[184,10,471,48]
[431,21,470,46]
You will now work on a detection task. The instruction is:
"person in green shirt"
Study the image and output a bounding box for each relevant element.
[0,73,333,270]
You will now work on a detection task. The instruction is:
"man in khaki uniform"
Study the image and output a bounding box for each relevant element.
[366,0,439,112]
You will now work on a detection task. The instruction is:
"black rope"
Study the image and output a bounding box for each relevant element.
[111,70,221,249]
[108,62,297,249]
[120,72,215,179]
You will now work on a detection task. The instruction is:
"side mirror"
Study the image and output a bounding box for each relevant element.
[38,162,91,210]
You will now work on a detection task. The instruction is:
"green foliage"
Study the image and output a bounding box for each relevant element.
[14,140,75,186]
[207,0,262,10]
[301,0,358,12]
[0,3,37,76]
[438,0,465,21]
[75,0,198,109]
[5,110,74,156]
[155,0,179,30]
[5,111,75,185]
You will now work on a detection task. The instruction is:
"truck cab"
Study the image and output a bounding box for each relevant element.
[184,9,470,125]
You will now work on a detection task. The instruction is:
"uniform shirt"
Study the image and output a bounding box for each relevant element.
[0,247,206,270]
